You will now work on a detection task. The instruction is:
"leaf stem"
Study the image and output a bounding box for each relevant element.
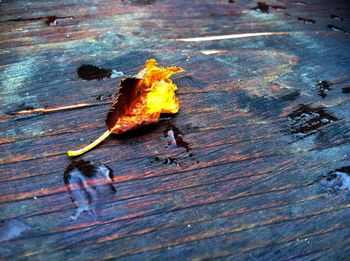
[67,130,111,157]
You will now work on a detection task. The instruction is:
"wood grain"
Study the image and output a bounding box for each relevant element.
[1,0,350,260]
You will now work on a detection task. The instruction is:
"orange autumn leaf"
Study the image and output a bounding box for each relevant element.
[67,59,184,157]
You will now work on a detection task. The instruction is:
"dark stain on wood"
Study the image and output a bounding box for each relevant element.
[317,80,332,98]
[287,104,338,138]
[77,65,114,81]
[2,17,44,23]
[96,94,113,101]
[235,90,284,116]
[122,0,157,5]
[163,125,191,152]
[279,91,300,101]
[45,16,75,26]
[298,17,316,24]
[327,24,349,33]
[330,14,344,21]
[2,16,76,26]
[252,2,286,13]
[341,87,350,93]
[175,75,205,89]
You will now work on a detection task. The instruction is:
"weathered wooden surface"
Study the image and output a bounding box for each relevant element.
[1,0,350,260]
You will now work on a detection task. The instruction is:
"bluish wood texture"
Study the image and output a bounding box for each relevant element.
[1,0,350,260]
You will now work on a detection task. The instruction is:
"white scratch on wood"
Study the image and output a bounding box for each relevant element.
[173,32,288,42]
[200,50,229,55]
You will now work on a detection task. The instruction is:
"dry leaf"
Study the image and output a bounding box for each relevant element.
[67,59,184,156]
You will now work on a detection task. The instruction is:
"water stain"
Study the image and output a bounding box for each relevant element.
[292,1,308,6]
[342,87,350,93]
[77,65,112,81]
[151,155,197,166]
[96,95,104,101]
[96,93,113,101]
[327,24,349,33]
[6,102,35,115]
[331,14,344,21]
[150,156,187,166]
[163,157,178,165]
[321,167,350,192]
[235,90,284,116]
[150,125,197,167]
[0,220,29,242]
[163,125,191,152]
[175,75,205,89]
[298,17,316,24]
[316,80,332,98]
[252,2,286,13]
[64,160,116,220]
[45,16,75,26]
[77,65,124,81]
[280,90,300,101]
[287,104,338,138]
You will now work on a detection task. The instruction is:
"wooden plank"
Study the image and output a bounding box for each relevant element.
[1,0,350,260]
